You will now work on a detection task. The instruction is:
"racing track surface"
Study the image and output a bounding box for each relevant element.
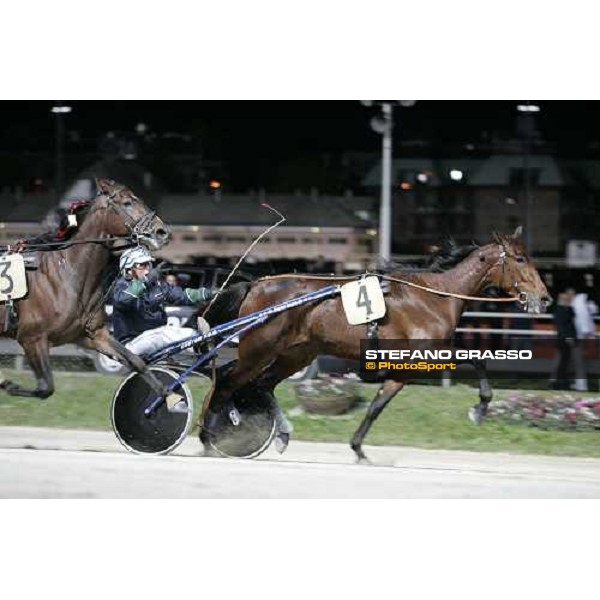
[1,427,599,498]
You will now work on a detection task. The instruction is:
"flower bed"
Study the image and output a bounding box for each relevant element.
[488,393,600,431]
[294,377,363,415]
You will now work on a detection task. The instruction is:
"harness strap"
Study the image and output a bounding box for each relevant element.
[2,299,16,333]
[367,320,379,342]
[83,270,120,336]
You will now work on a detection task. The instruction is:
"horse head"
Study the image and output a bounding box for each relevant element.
[486,226,551,313]
[94,178,171,250]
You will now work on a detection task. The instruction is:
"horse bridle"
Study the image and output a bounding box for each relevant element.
[97,190,159,247]
[494,244,529,307]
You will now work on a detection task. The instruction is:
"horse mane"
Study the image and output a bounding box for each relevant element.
[17,200,95,251]
[424,238,480,272]
[36,181,131,249]
[50,201,95,242]
[379,237,480,274]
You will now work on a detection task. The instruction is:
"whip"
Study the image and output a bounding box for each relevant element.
[201,203,286,317]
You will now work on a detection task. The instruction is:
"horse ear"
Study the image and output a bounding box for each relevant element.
[95,178,112,194]
[492,230,502,244]
[512,225,523,239]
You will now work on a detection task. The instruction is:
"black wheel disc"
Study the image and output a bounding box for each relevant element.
[112,367,193,455]
[208,392,276,459]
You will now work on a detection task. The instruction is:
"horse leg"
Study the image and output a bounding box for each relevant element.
[250,346,317,453]
[83,328,167,396]
[199,353,276,446]
[238,379,293,453]
[350,379,404,464]
[466,358,493,425]
[201,347,314,455]
[0,336,54,398]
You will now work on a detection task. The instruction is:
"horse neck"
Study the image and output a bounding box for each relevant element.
[62,208,113,283]
[414,247,500,331]
[425,247,498,297]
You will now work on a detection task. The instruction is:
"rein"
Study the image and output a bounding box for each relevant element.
[259,268,523,305]
[1,236,137,253]
[375,273,521,304]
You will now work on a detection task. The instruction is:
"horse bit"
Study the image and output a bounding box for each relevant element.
[495,244,528,307]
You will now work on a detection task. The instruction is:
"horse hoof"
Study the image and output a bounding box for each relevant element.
[0,380,19,394]
[201,445,219,458]
[468,407,483,425]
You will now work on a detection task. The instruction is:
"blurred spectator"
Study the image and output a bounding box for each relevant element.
[572,290,597,337]
[177,273,192,287]
[570,289,597,391]
[552,289,577,390]
[165,273,179,287]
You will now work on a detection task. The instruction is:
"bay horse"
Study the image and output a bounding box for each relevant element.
[0,178,171,399]
[202,228,551,462]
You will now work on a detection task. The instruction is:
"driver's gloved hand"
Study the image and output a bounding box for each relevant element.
[185,287,214,304]
[126,279,146,297]
[143,268,161,287]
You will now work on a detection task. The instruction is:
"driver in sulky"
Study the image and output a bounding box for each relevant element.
[112,246,215,357]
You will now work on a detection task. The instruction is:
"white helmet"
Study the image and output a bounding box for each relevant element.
[119,246,155,273]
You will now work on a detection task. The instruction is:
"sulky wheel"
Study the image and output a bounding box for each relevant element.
[206,388,277,459]
[111,366,193,455]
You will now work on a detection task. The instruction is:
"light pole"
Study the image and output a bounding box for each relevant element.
[516,103,540,253]
[51,103,72,197]
[363,100,415,264]
[378,102,393,262]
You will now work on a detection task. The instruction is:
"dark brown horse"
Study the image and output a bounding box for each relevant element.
[202,229,551,462]
[0,178,170,399]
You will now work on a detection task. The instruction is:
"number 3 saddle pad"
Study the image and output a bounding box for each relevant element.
[0,254,28,301]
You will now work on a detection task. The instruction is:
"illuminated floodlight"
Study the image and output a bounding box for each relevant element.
[416,172,429,184]
[209,180,222,189]
[449,169,464,182]
[516,104,540,113]
[370,115,387,134]
[51,106,72,114]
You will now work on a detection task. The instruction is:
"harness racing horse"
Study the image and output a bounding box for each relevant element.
[0,178,171,399]
[202,228,551,462]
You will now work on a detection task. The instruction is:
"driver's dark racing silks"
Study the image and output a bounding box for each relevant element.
[112,276,210,343]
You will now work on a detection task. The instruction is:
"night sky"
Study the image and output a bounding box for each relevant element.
[1,100,599,191]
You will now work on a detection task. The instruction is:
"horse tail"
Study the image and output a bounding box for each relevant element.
[204,281,252,326]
